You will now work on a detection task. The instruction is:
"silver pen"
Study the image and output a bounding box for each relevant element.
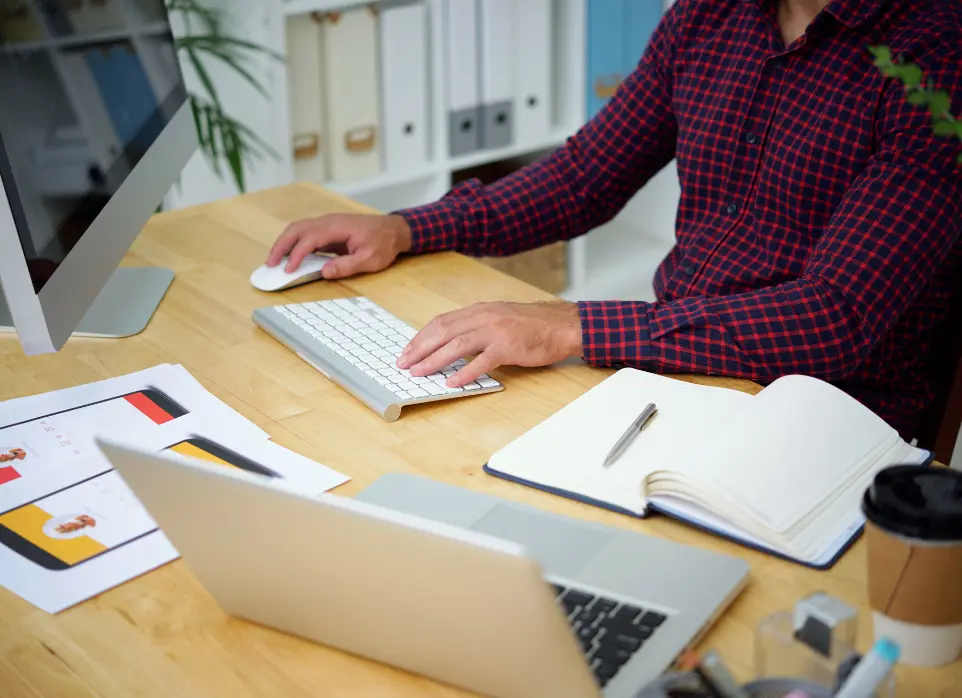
[603,402,658,467]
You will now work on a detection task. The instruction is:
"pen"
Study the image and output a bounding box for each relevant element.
[603,402,657,467]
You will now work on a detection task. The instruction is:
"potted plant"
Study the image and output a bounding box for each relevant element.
[167,0,282,194]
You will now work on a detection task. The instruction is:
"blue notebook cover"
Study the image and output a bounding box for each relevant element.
[483,450,934,571]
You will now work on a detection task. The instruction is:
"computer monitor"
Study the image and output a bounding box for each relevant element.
[0,0,197,355]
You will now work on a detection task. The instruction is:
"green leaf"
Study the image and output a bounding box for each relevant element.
[899,64,923,88]
[185,47,219,105]
[906,90,930,106]
[880,64,901,78]
[933,119,958,137]
[868,45,892,65]
[929,91,951,117]
[223,124,245,193]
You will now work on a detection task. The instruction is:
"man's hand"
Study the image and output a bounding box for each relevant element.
[266,213,413,280]
[397,301,584,387]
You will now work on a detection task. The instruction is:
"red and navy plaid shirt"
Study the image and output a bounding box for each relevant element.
[398,0,962,439]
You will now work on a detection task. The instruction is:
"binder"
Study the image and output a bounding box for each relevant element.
[478,0,515,149]
[623,1,662,74]
[379,2,429,173]
[322,7,382,181]
[586,0,626,119]
[515,0,553,145]
[443,0,481,157]
[286,12,327,182]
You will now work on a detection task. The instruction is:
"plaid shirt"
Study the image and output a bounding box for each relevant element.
[398,0,962,438]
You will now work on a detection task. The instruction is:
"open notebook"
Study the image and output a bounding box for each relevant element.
[483,369,931,569]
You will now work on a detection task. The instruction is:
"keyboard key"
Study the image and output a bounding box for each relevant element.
[375,377,393,386]
[408,388,429,398]
[428,373,446,382]
[612,634,642,652]
[593,661,619,682]
[424,383,445,396]
[397,381,417,392]
[398,327,417,339]
[577,624,600,642]
[477,378,500,389]
[364,369,378,378]
[564,591,595,608]
[610,604,644,624]
[638,611,667,628]
[462,382,481,391]
[378,368,396,377]
[394,390,412,400]
[588,599,618,615]
[593,644,634,666]
[410,376,430,384]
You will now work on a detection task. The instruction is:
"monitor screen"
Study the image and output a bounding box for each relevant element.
[0,0,188,292]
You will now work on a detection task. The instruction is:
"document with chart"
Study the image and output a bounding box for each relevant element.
[0,364,349,613]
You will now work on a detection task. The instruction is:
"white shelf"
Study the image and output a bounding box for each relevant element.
[325,164,440,198]
[281,0,371,18]
[0,21,169,55]
[446,128,575,172]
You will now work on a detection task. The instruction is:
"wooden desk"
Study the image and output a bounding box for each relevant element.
[1,184,957,697]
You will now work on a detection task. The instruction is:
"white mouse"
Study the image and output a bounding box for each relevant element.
[250,254,334,292]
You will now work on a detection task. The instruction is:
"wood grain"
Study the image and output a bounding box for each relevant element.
[1,183,958,697]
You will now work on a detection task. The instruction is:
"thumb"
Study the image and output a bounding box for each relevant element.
[321,254,365,280]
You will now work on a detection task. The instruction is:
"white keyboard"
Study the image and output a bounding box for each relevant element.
[252,297,504,421]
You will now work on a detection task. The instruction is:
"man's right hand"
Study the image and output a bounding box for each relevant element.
[266,213,413,280]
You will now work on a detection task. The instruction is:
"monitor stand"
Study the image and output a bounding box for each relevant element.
[0,267,174,339]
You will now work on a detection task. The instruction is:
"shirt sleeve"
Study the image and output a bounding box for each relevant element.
[394,4,682,257]
[579,47,962,380]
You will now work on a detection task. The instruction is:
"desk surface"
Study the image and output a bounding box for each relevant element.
[1,184,957,697]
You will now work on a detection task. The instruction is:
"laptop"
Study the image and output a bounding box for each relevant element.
[98,440,750,698]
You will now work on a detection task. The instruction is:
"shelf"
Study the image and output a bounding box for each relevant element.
[446,128,574,172]
[281,0,372,17]
[323,164,440,198]
[0,22,170,55]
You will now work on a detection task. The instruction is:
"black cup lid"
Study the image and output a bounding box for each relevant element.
[862,465,962,541]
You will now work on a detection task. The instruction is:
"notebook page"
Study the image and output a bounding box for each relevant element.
[486,369,751,504]
[674,374,896,534]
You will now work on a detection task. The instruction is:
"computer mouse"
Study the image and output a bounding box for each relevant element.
[250,254,334,292]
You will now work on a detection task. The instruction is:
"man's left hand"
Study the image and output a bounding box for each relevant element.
[397,301,584,388]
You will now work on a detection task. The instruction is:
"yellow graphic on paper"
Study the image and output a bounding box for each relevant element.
[0,505,105,565]
[167,442,236,469]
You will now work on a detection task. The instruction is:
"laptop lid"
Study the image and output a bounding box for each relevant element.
[97,439,601,698]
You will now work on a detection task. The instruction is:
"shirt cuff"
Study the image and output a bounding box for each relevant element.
[576,301,653,368]
[392,198,463,255]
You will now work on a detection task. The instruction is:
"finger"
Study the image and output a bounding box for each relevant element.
[321,252,368,280]
[266,225,304,267]
[447,351,499,388]
[285,236,322,272]
[408,331,487,378]
[397,306,481,369]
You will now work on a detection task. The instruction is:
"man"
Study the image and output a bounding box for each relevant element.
[268,0,962,440]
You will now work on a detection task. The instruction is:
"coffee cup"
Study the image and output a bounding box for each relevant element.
[861,464,962,666]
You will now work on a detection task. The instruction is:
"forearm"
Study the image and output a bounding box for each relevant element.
[577,277,871,381]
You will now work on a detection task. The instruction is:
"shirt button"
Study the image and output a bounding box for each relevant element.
[682,263,696,276]
[745,132,758,145]
[726,203,739,215]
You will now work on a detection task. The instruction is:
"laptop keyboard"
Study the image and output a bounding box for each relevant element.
[553,584,667,688]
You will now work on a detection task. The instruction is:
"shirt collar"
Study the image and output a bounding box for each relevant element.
[742,0,888,28]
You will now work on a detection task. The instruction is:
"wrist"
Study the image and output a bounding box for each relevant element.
[558,301,585,359]
[387,214,413,255]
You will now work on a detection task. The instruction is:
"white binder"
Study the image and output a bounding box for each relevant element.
[379,3,429,172]
[322,6,382,181]
[286,12,327,183]
[444,0,481,156]
[515,0,553,144]
[478,0,516,149]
